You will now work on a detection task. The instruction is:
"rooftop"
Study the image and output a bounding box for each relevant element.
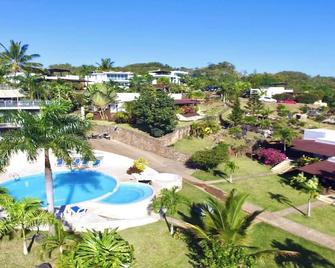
[291,139,335,157]
[298,160,335,181]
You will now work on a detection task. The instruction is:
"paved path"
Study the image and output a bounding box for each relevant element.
[91,139,335,251]
[273,200,327,217]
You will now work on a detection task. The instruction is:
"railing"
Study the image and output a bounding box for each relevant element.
[0,100,49,108]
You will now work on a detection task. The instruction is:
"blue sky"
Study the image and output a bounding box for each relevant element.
[1,0,334,76]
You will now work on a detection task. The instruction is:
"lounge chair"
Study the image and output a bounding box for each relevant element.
[70,206,87,217]
[56,159,63,167]
[72,158,81,167]
[81,159,89,168]
[55,205,66,219]
[92,159,101,167]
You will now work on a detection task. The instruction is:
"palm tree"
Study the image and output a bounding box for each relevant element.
[0,40,42,74]
[188,189,262,244]
[0,196,53,255]
[96,58,114,71]
[152,186,188,235]
[224,161,239,183]
[41,220,78,257]
[274,126,298,152]
[73,229,134,268]
[0,102,94,214]
[16,74,49,100]
[86,83,116,120]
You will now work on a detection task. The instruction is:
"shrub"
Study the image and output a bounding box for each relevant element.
[190,143,229,170]
[85,112,94,120]
[114,111,130,123]
[228,126,242,139]
[190,120,220,138]
[277,104,290,117]
[273,93,295,101]
[256,148,286,166]
[127,157,149,174]
[181,106,196,114]
[296,156,320,167]
[296,93,320,104]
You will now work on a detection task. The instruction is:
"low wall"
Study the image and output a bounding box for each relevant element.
[93,125,191,162]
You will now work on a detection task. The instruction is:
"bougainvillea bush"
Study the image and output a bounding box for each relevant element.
[256,148,286,166]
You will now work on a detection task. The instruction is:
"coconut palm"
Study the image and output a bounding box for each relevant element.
[96,58,114,71]
[41,220,78,257]
[0,196,53,255]
[152,186,188,235]
[0,40,42,74]
[224,161,239,183]
[73,229,134,268]
[15,74,49,100]
[274,126,298,152]
[86,83,116,120]
[0,102,94,214]
[188,189,262,244]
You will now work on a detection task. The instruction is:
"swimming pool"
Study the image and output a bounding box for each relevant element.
[100,182,154,204]
[1,170,118,207]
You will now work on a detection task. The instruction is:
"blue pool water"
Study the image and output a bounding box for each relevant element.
[100,183,153,204]
[1,170,117,207]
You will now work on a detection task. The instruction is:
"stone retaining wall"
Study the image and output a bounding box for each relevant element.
[94,125,191,162]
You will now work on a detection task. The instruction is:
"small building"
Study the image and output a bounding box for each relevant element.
[86,71,134,87]
[109,93,140,113]
[250,86,293,98]
[149,70,188,85]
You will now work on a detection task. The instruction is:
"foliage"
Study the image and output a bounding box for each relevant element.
[190,143,229,170]
[96,58,114,71]
[273,126,298,151]
[245,94,264,116]
[296,156,320,167]
[273,93,295,101]
[229,97,244,126]
[0,196,54,255]
[132,89,177,137]
[228,126,243,139]
[128,157,149,174]
[296,92,321,104]
[129,74,153,92]
[0,40,42,73]
[113,111,130,123]
[194,240,256,268]
[187,90,206,99]
[277,104,290,117]
[85,112,94,120]
[256,148,286,166]
[71,229,134,268]
[224,160,239,183]
[190,120,220,138]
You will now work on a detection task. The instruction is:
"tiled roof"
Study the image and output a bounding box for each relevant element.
[291,139,335,157]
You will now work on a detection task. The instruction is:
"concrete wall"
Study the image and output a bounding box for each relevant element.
[94,125,191,162]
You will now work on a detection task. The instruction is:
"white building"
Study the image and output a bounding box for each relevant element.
[250,86,293,98]
[148,70,188,85]
[303,129,335,146]
[86,71,134,87]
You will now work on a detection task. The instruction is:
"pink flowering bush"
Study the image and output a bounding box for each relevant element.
[256,148,286,166]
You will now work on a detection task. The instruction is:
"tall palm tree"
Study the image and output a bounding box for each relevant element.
[152,186,188,235]
[224,161,239,183]
[274,126,298,152]
[0,102,94,214]
[86,83,116,120]
[96,58,114,71]
[0,40,42,74]
[73,229,134,268]
[41,220,78,257]
[188,189,262,244]
[16,74,49,100]
[0,196,53,255]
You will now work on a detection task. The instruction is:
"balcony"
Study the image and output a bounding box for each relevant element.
[0,100,49,110]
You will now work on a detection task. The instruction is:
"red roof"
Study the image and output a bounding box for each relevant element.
[174,99,199,105]
[291,139,335,157]
[298,160,335,180]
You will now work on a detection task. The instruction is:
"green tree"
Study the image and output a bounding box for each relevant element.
[290,173,320,217]
[224,161,239,183]
[229,97,243,126]
[132,89,177,137]
[0,40,42,73]
[245,94,264,116]
[0,196,53,255]
[86,83,117,120]
[73,229,134,268]
[152,187,188,235]
[129,74,153,92]
[274,126,298,152]
[41,220,78,257]
[0,103,94,214]
[16,74,49,100]
[96,58,114,71]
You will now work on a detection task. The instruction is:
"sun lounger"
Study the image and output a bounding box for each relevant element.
[56,159,63,167]
[92,159,101,167]
[81,159,89,168]
[72,158,81,167]
[70,205,87,216]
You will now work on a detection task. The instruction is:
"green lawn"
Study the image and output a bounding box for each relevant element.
[286,205,335,237]
[216,175,309,211]
[172,136,215,154]
[250,223,335,268]
[193,156,271,181]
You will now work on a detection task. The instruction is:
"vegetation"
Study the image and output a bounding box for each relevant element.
[132,89,177,137]
[189,119,220,138]
[256,148,286,166]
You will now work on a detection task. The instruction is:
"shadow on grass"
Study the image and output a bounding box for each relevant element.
[272,238,335,268]
[178,203,206,227]
[268,192,306,215]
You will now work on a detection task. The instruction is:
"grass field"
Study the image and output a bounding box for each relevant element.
[216,175,309,211]
[286,205,335,237]
[172,136,215,154]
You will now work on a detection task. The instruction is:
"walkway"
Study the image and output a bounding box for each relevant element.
[91,139,335,251]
